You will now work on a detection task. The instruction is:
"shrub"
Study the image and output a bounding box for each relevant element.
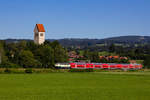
[25,68,33,73]
[4,68,11,73]
[32,68,56,73]
[10,68,25,74]
[94,69,109,72]
[0,69,4,73]
[69,68,94,72]
[0,62,20,68]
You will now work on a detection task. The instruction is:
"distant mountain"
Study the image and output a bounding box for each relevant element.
[3,39,32,43]
[2,35,150,47]
[98,36,150,44]
[49,36,150,47]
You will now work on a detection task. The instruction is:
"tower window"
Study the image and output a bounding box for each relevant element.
[40,33,43,36]
[35,33,38,37]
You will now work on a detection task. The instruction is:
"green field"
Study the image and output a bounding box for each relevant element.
[0,72,150,100]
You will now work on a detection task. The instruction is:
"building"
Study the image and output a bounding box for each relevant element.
[34,24,45,45]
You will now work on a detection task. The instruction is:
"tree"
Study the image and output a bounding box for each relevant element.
[99,58,108,63]
[49,41,68,63]
[89,52,100,62]
[54,45,68,63]
[17,41,27,50]
[18,50,40,68]
[44,40,51,45]
[0,42,8,64]
[143,55,150,69]
[26,41,38,52]
[109,44,115,53]
[50,40,60,48]
[83,50,90,60]
[120,58,129,63]
[34,45,54,68]
[0,43,3,64]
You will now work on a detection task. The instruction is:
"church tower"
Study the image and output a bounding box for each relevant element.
[34,24,45,45]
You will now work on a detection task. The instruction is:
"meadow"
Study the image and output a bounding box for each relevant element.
[0,72,150,100]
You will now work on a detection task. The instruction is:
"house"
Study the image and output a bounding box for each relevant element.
[34,24,45,45]
[129,60,136,64]
[68,51,84,62]
[99,56,128,60]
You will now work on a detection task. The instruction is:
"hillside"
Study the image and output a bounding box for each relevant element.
[98,36,150,44]
[52,35,150,47]
[2,35,150,47]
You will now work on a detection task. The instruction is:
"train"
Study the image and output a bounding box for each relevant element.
[55,62,143,70]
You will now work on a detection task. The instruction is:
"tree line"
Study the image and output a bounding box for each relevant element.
[0,40,68,68]
[0,40,150,68]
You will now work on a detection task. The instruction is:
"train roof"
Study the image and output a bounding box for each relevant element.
[69,62,141,65]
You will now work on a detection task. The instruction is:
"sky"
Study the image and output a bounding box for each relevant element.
[0,0,150,39]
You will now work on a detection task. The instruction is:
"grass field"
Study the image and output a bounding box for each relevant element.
[0,72,150,100]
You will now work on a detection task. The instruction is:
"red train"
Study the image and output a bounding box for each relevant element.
[70,63,143,69]
[55,63,143,70]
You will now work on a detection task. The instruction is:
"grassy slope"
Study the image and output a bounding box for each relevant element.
[0,72,150,100]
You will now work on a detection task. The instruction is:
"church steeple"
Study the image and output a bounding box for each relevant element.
[34,24,45,45]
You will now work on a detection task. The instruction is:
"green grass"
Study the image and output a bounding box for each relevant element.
[135,60,144,64]
[0,72,150,100]
[98,51,117,56]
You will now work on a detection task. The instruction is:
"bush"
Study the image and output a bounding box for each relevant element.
[0,69,4,73]
[0,62,20,68]
[94,69,109,72]
[143,55,150,69]
[4,68,11,73]
[127,69,138,72]
[10,68,25,74]
[25,68,33,73]
[32,68,56,73]
[69,68,94,72]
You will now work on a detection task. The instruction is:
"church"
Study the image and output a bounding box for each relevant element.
[34,24,45,45]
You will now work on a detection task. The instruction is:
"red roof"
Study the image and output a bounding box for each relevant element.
[36,24,45,32]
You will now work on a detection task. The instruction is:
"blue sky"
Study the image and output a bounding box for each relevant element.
[0,0,150,39]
